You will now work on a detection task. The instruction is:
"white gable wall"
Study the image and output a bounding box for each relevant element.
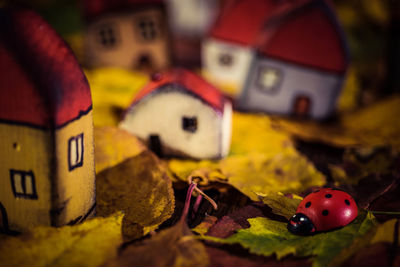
[202,38,255,95]
[239,57,344,119]
[167,0,219,37]
[120,90,224,159]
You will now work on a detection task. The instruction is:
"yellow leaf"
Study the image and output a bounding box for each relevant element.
[275,96,400,149]
[94,126,146,173]
[0,213,123,267]
[169,113,325,200]
[85,68,149,126]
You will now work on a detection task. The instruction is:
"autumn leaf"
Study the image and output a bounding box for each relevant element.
[104,220,209,267]
[258,192,302,220]
[203,211,377,267]
[96,151,175,240]
[275,96,400,149]
[94,126,146,173]
[85,68,149,127]
[104,181,210,267]
[169,112,325,201]
[0,213,123,267]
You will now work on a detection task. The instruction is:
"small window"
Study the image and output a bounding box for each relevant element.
[218,53,233,67]
[10,170,38,199]
[68,133,84,171]
[182,117,197,133]
[97,24,118,48]
[137,17,158,41]
[257,67,282,93]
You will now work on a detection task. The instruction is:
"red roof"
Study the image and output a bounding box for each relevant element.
[210,0,348,73]
[0,8,92,129]
[129,69,227,113]
[210,0,282,46]
[83,0,164,21]
[259,1,348,73]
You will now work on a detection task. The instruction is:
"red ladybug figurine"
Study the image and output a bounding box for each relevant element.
[288,188,358,235]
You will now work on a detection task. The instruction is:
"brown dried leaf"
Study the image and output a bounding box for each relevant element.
[96,151,175,240]
[104,220,209,267]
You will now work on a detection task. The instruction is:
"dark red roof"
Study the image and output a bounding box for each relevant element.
[83,0,164,21]
[259,1,348,73]
[0,8,92,129]
[210,0,282,46]
[210,0,348,73]
[129,69,227,113]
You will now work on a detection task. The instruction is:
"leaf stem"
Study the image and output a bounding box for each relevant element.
[181,181,218,222]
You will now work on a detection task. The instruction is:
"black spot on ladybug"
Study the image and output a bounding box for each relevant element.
[314,190,320,193]
[345,199,350,205]
[325,194,332,198]
[322,210,329,216]
[305,202,311,208]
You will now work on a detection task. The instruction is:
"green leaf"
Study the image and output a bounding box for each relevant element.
[258,192,302,220]
[204,211,377,267]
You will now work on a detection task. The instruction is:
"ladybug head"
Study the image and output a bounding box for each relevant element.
[287,213,316,235]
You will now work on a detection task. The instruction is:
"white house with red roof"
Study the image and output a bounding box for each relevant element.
[202,0,349,119]
[0,7,95,233]
[120,69,232,159]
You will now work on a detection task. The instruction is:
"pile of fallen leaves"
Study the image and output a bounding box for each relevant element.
[1,68,399,267]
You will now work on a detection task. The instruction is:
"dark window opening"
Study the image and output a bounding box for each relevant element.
[135,54,154,71]
[292,96,311,118]
[137,17,158,41]
[68,133,84,171]
[218,53,233,66]
[149,135,163,157]
[182,117,197,133]
[10,170,38,199]
[98,24,117,47]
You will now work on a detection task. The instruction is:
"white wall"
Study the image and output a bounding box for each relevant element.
[239,57,344,119]
[202,38,255,94]
[167,0,219,37]
[120,89,226,159]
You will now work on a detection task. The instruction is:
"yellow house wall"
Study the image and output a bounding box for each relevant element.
[84,8,170,70]
[0,123,52,232]
[53,111,95,226]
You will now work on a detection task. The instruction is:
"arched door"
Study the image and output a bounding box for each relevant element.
[0,202,10,233]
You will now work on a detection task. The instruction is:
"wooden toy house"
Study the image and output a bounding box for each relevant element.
[120,69,232,159]
[0,8,95,233]
[238,0,349,119]
[83,0,171,72]
[202,0,349,119]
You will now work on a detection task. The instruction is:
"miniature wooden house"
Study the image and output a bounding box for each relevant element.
[0,8,95,233]
[202,0,279,95]
[238,0,349,119]
[202,0,349,119]
[120,69,232,159]
[83,0,170,72]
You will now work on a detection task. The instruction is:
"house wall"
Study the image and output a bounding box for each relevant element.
[167,0,219,37]
[239,57,344,119]
[53,111,95,226]
[84,8,170,70]
[202,38,255,96]
[120,90,223,159]
[0,123,52,232]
